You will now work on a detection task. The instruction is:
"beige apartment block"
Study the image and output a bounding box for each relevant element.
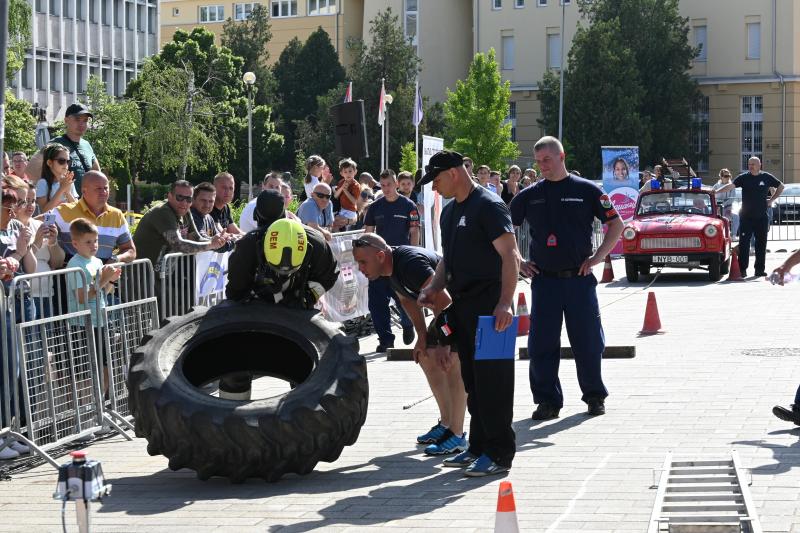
[475,0,800,181]
[160,0,364,67]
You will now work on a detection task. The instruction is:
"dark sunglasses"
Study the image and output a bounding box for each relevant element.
[52,158,70,165]
[352,237,379,250]
[314,192,332,200]
[722,174,731,178]
[360,191,374,200]
[174,194,192,203]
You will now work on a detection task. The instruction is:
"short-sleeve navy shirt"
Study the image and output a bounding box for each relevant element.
[509,174,619,272]
[733,171,781,218]
[363,195,420,246]
[441,185,514,293]
[388,246,440,300]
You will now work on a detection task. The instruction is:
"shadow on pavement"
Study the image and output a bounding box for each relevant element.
[513,413,591,451]
[733,428,800,476]
[98,446,496,526]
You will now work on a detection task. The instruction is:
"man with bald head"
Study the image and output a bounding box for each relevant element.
[52,170,136,265]
[297,182,334,240]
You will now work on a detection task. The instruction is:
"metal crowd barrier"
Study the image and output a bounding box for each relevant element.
[159,252,197,320]
[97,259,159,428]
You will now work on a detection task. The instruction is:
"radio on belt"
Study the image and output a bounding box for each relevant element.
[53,451,111,501]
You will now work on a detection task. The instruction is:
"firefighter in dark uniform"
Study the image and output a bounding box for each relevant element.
[509,136,624,420]
[416,150,521,477]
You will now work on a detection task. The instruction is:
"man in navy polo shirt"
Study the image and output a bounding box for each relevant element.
[363,169,419,352]
[510,136,624,420]
[716,156,783,276]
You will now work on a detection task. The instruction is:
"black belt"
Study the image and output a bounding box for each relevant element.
[539,268,581,279]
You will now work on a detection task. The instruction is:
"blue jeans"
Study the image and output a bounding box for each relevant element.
[528,273,607,408]
[367,277,412,345]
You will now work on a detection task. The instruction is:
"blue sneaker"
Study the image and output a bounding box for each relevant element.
[417,422,447,444]
[442,450,479,468]
[425,431,467,455]
[464,454,510,477]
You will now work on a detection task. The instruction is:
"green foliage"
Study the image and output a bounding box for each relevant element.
[221,4,275,106]
[399,142,417,173]
[229,200,246,225]
[82,76,141,186]
[540,19,649,177]
[539,0,700,172]
[3,91,36,154]
[273,29,345,168]
[294,84,341,168]
[294,148,307,189]
[7,0,32,80]
[444,49,519,170]
[423,102,446,139]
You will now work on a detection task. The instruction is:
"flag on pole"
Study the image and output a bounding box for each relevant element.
[413,82,423,127]
[378,80,386,126]
[343,81,352,103]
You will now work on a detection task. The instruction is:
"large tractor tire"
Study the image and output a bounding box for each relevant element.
[127,300,368,482]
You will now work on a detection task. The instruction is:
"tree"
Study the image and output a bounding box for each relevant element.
[221,4,275,106]
[3,91,36,153]
[399,142,417,173]
[7,0,32,79]
[273,29,345,168]
[569,0,699,167]
[538,19,650,176]
[82,76,141,185]
[444,49,519,171]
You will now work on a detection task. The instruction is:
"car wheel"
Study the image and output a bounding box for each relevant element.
[639,264,651,276]
[708,255,722,282]
[720,255,730,275]
[625,258,639,282]
[128,301,369,482]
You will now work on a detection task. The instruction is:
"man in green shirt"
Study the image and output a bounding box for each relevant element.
[51,103,101,193]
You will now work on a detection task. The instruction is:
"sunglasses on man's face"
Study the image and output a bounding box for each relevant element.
[174,194,192,203]
[352,237,380,250]
[360,191,374,200]
[314,192,332,200]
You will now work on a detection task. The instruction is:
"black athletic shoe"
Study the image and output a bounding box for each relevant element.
[376,342,394,353]
[531,404,560,420]
[587,398,606,416]
[754,271,768,277]
[402,326,415,345]
[772,405,800,426]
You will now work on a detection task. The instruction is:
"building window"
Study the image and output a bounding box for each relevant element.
[404,0,417,48]
[90,0,98,22]
[547,33,561,69]
[694,25,707,62]
[77,0,86,20]
[746,22,760,59]
[199,5,225,22]
[114,69,124,96]
[560,0,570,4]
[62,0,72,18]
[234,3,256,20]
[103,0,111,25]
[506,101,517,142]
[537,0,547,5]
[77,65,87,93]
[114,0,123,27]
[149,7,156,33]
[50,62,59,91]
[126,2,134,29]
[501,35,514,70]
[36,60,45,90]
[515,0,524,7]
[308,0,336,15]
[63,64,72,93]
[22,59,31,89]
[493,0,502,9]
[49,0,61,16]
[690,96,709,172]
[741,96,763,170]
[271,0,296,17]
[137,4,144,31]
[172,7,180,16]
[36,0,46,14]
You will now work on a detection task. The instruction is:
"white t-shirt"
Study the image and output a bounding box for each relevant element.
[239,197,258,233]
[303,175,320,199]
[36,178,77,203]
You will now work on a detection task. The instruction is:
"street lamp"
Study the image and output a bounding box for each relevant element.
[243,71,256,200]
[384,94,394,169]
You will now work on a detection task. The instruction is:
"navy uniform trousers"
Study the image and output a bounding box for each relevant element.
[738,214,769,274]
[450,282,515,468]
[528,273,607,408]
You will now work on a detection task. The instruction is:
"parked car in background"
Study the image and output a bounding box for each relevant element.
[622,188,732,282]
[772,183,800,224]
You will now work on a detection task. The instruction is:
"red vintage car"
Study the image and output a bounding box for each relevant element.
[622,188,732,281]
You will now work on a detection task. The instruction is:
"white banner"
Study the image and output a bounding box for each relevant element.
[195,250,231,304]
[422,135,444,254]
[320,230,370,323]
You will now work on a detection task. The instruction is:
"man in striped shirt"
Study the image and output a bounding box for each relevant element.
[52,171,136,265]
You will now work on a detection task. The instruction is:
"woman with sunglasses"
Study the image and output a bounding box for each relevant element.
[36,143,78,213]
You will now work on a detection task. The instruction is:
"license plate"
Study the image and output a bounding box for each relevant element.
[653,255,688,263]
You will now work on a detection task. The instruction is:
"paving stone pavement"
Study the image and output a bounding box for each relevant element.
[2,256,800,532]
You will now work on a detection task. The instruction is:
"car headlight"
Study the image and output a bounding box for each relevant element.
[704,224,718,238]
[623,227,637,240]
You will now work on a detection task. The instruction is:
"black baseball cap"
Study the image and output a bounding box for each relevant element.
[254,189,286,227]
[65,103,93,118]
[416,150,465,189]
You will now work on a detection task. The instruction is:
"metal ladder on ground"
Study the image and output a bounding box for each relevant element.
[648,451,762,533]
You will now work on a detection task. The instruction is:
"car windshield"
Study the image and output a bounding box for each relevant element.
[638,192,713,216]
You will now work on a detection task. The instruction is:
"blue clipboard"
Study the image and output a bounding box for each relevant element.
[474,315,519,360]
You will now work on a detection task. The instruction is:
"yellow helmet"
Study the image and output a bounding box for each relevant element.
[263,219,307,275]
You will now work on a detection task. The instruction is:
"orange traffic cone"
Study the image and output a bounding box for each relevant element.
[727,249,744,281]
[516,292,530,336]
[494,481,520,533]
[600,255,615,283]
[639,291,662,334]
